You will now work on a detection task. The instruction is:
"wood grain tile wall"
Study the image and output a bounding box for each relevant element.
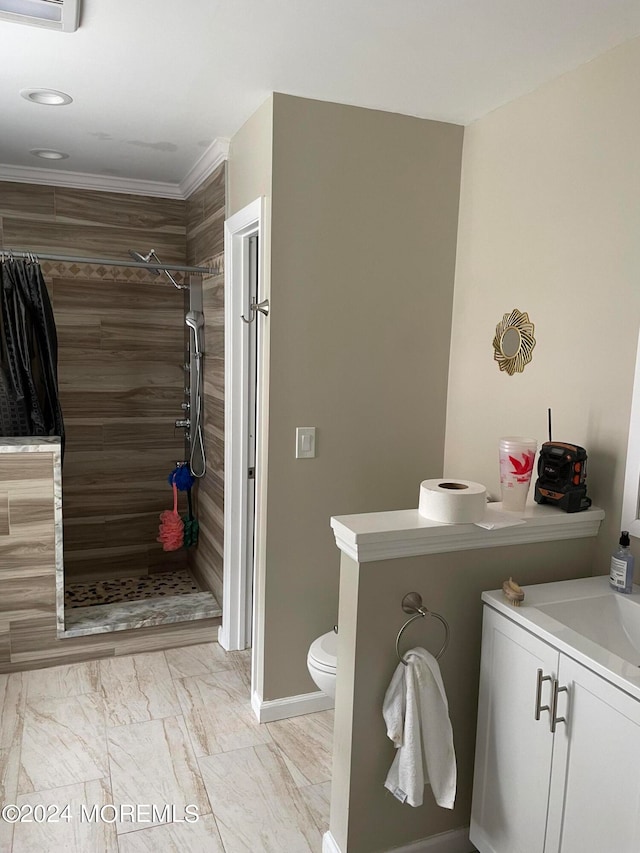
[0,449,219,674]
[0,182,189,583]
[186,164,226,604]
[186,165,225,267]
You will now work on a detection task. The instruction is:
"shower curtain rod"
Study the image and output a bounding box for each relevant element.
[1,250,214,275]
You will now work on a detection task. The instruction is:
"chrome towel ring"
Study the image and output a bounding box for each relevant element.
[395,591,450,666]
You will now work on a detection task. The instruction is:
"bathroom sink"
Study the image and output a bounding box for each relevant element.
[536,593,640,665]
[482,576,640,699]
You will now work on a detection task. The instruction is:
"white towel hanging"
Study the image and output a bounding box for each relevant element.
[383,646,456,809]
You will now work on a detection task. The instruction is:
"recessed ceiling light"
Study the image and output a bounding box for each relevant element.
[21,88,73,106]
[29,149,70,160]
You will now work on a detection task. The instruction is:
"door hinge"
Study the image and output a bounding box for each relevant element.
[248,467,255,480]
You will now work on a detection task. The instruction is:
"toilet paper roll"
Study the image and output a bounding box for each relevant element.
[418,479,487,524]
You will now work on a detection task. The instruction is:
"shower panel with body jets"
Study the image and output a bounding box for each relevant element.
[185,309,206,478]
[130,248,207,480]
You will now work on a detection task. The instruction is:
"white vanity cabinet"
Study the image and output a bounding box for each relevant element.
[471,605,640,853]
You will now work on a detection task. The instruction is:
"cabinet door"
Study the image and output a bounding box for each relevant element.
[545,655,640,853]
[471,607,559,853]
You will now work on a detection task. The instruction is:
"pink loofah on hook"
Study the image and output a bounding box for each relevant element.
[157,481,184,551]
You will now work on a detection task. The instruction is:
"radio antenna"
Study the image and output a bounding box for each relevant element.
[548,408,552,442]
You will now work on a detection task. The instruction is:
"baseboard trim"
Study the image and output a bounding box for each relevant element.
[322,828,473,853]
[389,828,474,853]
[322,830,341,853]
[251,689,334,722]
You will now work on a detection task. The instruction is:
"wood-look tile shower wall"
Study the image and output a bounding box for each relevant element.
[185,165,226,605]
[0,181,189,582]
[0,446,219,674]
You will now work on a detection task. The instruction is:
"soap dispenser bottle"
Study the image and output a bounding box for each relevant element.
[610,531,635,594]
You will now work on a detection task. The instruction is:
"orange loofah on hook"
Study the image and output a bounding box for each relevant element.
[157,481,184,551]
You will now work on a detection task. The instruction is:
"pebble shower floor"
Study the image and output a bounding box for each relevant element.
[64,569,201,608]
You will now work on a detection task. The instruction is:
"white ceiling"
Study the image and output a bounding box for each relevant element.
[1,0,639,195]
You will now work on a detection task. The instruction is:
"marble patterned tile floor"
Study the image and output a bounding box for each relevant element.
[0,644,333,853]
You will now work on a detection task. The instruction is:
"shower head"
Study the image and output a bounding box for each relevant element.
[128,248,187,289]
[185,310,204,331]
[129,249,153,264]
[186,310,204,356]
[129,248,160,275]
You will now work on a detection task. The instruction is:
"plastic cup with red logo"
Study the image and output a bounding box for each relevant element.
[499,437,538,513]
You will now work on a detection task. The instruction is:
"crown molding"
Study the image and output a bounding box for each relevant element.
[0,137,230,200]
[179,137,230,199]
[0,163,184,198]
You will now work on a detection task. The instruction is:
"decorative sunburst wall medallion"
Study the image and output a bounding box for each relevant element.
[493,309,536,375]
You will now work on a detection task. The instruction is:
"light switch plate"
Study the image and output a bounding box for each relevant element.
[296,427,316,459]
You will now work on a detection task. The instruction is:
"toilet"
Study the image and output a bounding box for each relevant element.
[307,629,338,699]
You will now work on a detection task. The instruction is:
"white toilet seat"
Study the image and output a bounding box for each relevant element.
[307,630,337,673]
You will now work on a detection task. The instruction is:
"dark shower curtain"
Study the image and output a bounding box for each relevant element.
[0,258,64,447]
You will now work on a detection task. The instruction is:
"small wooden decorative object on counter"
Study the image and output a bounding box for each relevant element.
[502,577,525,606]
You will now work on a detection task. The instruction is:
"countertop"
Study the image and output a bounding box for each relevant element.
[331,502,605,562]
[0,436,61,453]
[483,575,640,702]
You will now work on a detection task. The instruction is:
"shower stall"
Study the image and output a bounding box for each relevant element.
[0,173,227,670]
[0,245,220,636]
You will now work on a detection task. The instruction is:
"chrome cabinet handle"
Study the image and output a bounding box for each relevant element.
[535,668,552,721]
[550,679,568,733]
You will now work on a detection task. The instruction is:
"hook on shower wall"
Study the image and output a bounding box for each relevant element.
[241,298,270,324]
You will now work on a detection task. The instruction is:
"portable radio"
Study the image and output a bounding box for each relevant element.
[534,442,591,513]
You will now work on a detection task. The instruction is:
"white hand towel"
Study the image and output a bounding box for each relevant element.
[383,647,456,809]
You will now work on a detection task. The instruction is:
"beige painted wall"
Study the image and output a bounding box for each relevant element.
[228,95,273,217]
[331,537,596,852]
[445,36,640,571]
[259,94,464,699]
